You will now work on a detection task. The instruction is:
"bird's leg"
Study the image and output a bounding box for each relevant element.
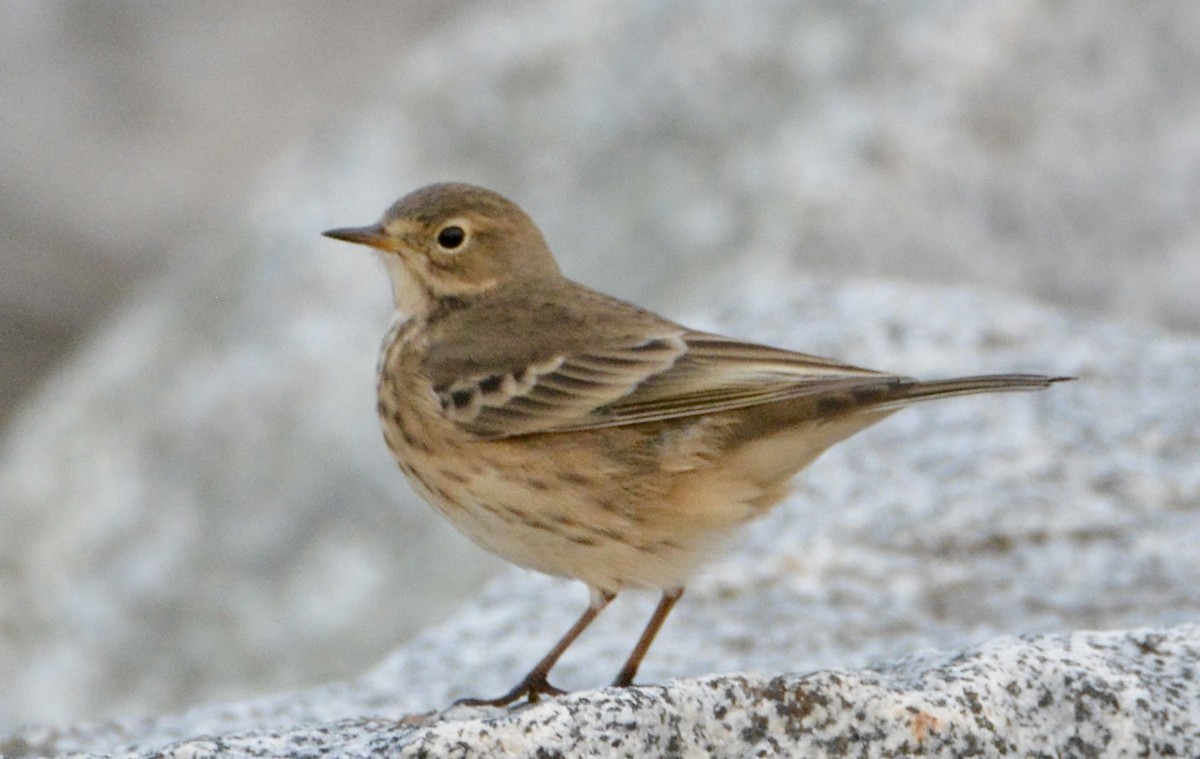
[455,590,616,707]
[611,587,684,688]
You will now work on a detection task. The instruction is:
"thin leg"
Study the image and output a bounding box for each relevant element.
[455,590,616,707]
[611,587,684,688]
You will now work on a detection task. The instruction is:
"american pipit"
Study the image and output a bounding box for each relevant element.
[324,183,1069,707]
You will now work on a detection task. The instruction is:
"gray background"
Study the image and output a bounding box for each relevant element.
[1,0,1197,729]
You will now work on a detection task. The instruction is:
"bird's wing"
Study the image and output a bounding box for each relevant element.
[429,328,897,439]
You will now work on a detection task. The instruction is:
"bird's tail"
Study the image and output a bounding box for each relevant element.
[866,374,1073,412]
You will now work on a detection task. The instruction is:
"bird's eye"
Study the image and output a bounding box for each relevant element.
[436,225,467,251]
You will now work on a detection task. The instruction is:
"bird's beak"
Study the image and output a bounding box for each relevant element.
[322,223,395,251]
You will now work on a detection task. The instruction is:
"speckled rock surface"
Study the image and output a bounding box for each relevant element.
[3,276,1198,757]
[208,626,1200,758]
[9,627,1197,757]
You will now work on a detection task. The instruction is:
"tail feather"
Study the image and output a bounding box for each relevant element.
[868,373,1073,412]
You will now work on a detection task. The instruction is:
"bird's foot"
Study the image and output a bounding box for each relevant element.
[452,673,566,708]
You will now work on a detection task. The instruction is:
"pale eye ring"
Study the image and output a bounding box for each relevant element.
[436,224,467,251]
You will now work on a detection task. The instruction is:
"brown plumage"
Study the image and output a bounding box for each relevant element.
[324,182,1070,706]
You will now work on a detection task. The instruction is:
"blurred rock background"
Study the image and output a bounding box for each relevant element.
[1,0,1197,729]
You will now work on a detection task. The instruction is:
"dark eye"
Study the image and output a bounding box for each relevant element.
[436,225,466,250]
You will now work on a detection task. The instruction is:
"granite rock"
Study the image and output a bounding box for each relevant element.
[73,626,1197,758]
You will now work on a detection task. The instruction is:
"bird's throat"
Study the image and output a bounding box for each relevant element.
[382,253,431,319]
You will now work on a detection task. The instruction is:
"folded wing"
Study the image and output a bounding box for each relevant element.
[431,330,925,439]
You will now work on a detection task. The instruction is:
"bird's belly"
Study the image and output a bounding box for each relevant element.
[384,420,765,594]
[405,456,680,592]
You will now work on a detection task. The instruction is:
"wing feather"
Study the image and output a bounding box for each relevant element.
[434,330,903,439]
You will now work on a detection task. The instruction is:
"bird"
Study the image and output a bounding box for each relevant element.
[323,182,1070,707]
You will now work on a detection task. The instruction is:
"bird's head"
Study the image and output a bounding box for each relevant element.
[324,183,561,315]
